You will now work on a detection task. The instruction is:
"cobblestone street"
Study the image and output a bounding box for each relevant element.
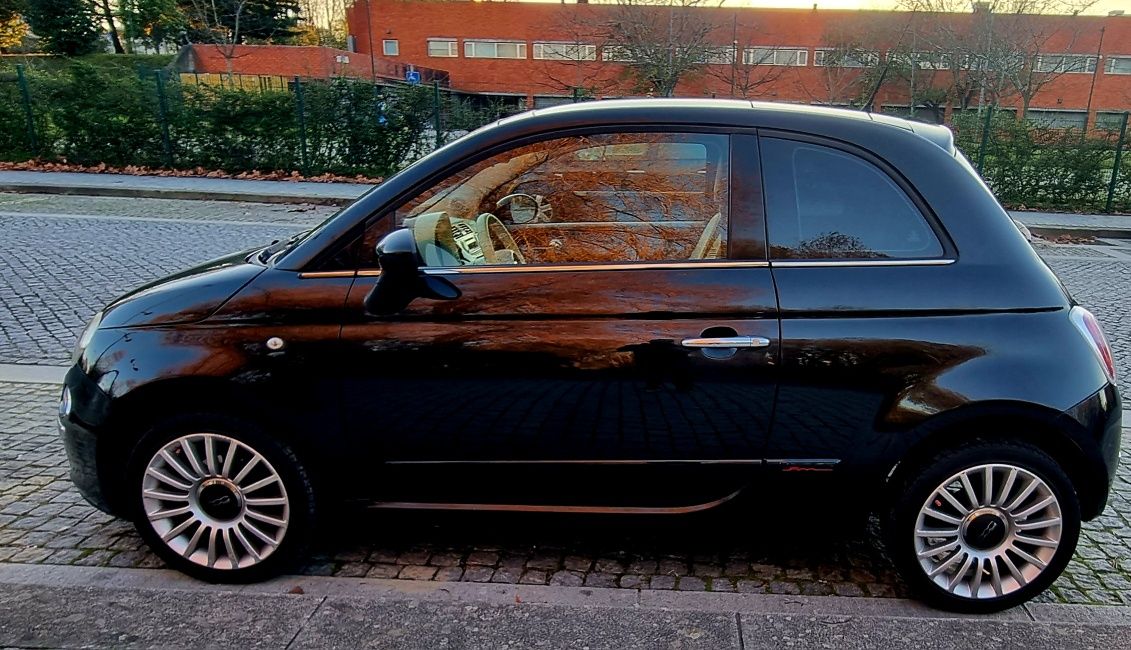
[0,194,1128,606]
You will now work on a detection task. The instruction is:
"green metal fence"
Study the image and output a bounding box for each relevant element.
[953,106,1131,213]
[0,60,1128,211]
[0,62,524,179]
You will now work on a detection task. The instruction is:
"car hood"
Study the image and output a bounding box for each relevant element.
[99,250,265,329]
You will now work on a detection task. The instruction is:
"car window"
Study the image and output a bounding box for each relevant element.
[379,132,729,268]
[761,138,943,260]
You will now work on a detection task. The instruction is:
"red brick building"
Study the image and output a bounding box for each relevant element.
[343,0,1131,127]
[177,43,450,87]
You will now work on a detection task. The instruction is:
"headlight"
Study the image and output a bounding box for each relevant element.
[72,311,103,364]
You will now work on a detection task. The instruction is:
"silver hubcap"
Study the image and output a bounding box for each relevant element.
[914,463,1062,600]
[142,433,290,570]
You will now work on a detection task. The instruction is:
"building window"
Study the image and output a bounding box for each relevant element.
[427,38,458,57]
[888,51,951,70]
[465,40,527,59]
[1096,112,1129,130]
[533,95,575,108]
[744,47,807,66]
[602,45,633,62]
[382,39,399,56]
[814,48,879,68]
[1105,56,1131,75]
[699,46,735,65]
[1035,54,1097,74]
[1026,109,1088,129]
[533,42,597,61]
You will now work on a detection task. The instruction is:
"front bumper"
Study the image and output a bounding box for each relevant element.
[58,365,122,516]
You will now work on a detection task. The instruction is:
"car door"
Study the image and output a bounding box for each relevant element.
[338,129,780,511]
[759,133,959,478]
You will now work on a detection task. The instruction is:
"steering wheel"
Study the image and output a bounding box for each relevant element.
[475,213,526,265]
[690,213,724,260]
[496,193,551,224]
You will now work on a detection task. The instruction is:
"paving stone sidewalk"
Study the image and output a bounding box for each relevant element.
[1,381,1128,605]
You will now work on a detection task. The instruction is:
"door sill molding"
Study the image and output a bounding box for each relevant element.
[368,489,742,515]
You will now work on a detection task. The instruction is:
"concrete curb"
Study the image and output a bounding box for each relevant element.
[1,563,1128,626]
[1028,225,1131,240]
[0,363,67,384]
[0,182,358,207]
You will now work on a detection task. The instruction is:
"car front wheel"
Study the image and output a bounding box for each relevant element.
[888,441,1080,613]
[129,414,315,582]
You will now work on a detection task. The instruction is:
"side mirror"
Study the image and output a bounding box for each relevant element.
[364,228,460,315]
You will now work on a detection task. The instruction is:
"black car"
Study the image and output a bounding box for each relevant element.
[60,99,1121,612]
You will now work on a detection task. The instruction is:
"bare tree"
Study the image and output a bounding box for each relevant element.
[894,0,1100,117]
[802,16,892,108]
[532,5,623,99]
[184,0,250,76]
[997,13,1087,118]
[601,0,724,97]
[706,17,790,100]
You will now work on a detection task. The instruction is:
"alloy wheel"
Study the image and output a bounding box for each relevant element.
[913,463,1062,600]
[141,433,290,570]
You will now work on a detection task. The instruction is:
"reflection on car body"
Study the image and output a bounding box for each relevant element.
[60,99,1120,614]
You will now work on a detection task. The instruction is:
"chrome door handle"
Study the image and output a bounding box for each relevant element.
[681,336,770,349]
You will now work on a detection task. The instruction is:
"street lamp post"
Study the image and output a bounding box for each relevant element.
[365,0,377,83]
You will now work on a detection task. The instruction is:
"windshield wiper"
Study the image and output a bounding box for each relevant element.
[257,230,309,264]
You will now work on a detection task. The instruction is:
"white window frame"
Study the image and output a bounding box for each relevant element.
[814,48,879,68]
[426,38,458,58]
[1105,55,1131,75]
[744,46,808,67]
[464,40,527,60]
[699,46,735,65]
[533,42,597,61]
[891,51,951,70]
[1035,54,1097,74]
[382,39,399,56]
[1026,108,1089,129]
[602,45,633,62]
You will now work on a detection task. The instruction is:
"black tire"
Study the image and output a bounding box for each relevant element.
[886,440,1080,613]
[127,413,316,583]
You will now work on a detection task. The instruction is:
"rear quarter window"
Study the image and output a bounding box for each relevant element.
[761,138,944,260]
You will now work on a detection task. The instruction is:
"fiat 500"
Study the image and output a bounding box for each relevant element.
[60,100,1121,612]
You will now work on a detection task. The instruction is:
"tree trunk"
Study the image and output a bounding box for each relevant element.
[97,0,125,54]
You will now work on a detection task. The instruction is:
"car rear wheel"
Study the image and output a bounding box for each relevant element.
[129,414,315,582]
[887,441,1080,613]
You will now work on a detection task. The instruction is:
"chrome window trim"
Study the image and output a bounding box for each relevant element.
[302,259,950,278]
[419,260,770,275]
[770,258,955,268]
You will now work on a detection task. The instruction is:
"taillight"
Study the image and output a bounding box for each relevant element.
[1070,306,1117,383]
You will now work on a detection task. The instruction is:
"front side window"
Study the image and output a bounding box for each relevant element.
[382,39,399,56]
[762,138,942,260]
[383,132,729,268]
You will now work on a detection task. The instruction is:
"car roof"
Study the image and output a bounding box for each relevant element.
[505,98,955,154]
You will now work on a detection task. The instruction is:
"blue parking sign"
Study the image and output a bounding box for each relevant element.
[405,70,421,84]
